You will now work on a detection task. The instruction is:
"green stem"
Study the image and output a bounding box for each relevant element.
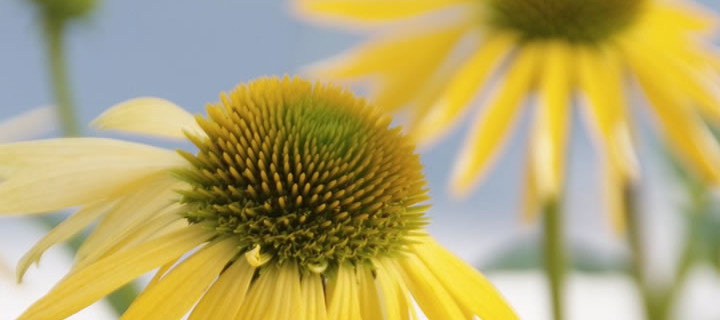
[624,185,666,320]
[44,16,81,137]
[542,200,566,320]
[655,183,706,318]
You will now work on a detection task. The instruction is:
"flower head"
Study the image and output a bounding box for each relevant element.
[2,76,517,320]
[297,0,720,229]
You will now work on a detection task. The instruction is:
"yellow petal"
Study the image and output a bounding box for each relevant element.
[299,273,328,320]
[629,3,717,73]
[397,254,466,319]
[121,237,239,320]
[623,33,720,123]
[577,46,638,181]
[622,42,720,182]
[17,200,113,282]
[530,41,574,201]
[272,263,303,320]
[18,226,211,320]
[412,237,519,320]
[74,208,186,271]
[0,138,181,178]
[188,259,255,320]
[295,0,471,23]
[356,263,385,320]
[652,1,717,34]
[326,265,362,320]
[236,263,302,320]
[73,174,184,268]
[451,43,542,194]
[411,32,517,145]
[0,107,57,142]
[93,97,203,139]
[310,24,469,112]
[0,138,186,215]
[148,257,180,287]
[373,258,414,320]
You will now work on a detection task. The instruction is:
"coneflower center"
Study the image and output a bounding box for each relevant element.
[176,78,429,272]
[484,0,646,43]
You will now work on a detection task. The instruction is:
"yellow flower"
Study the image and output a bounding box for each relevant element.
[1,76,518,320]
[297,0,720,229]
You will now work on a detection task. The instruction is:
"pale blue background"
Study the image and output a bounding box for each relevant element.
[1,0,718,264]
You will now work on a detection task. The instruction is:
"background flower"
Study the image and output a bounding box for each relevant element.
[296,0,720,228]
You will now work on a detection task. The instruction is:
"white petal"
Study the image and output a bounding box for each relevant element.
[0,107,58,142]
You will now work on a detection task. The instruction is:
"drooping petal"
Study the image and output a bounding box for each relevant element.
[73,174,184,268]
[397,254,467,319]
[120,237,239,320]
[530,41,574,201]
[18,226,212,320]
[451,43,542,193]
[356,264,383,320]
[0,138,186,215]
[374,258,415,319]
[92,97,203,139]
[235,263,302,320]
[624,33,720,123]
[299,273,328,320]
[148,257,181,287]
[411,237,519,320]
[577,46,638,181]
[326,265,362,320]
[410,32,517,145]
[295,0,471,23]
[16,200,114,281]
[74,207,187,271]
[268,263,303,320]
[622,41,720,182]
[309,23,470,112]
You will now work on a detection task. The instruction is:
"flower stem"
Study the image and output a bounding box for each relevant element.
[44,17,81,137]
[624,185,666,320]
[653,181,706,319]
[542,199,566,320]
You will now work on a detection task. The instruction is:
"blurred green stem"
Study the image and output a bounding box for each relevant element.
[655,182,707,319]
[624,185,666,320]
[44,17,81,136]
[40,14,138,314]
[543,199,566,320]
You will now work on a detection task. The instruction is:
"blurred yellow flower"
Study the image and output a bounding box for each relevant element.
[1,77,517,320]
[297,0,720,229]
